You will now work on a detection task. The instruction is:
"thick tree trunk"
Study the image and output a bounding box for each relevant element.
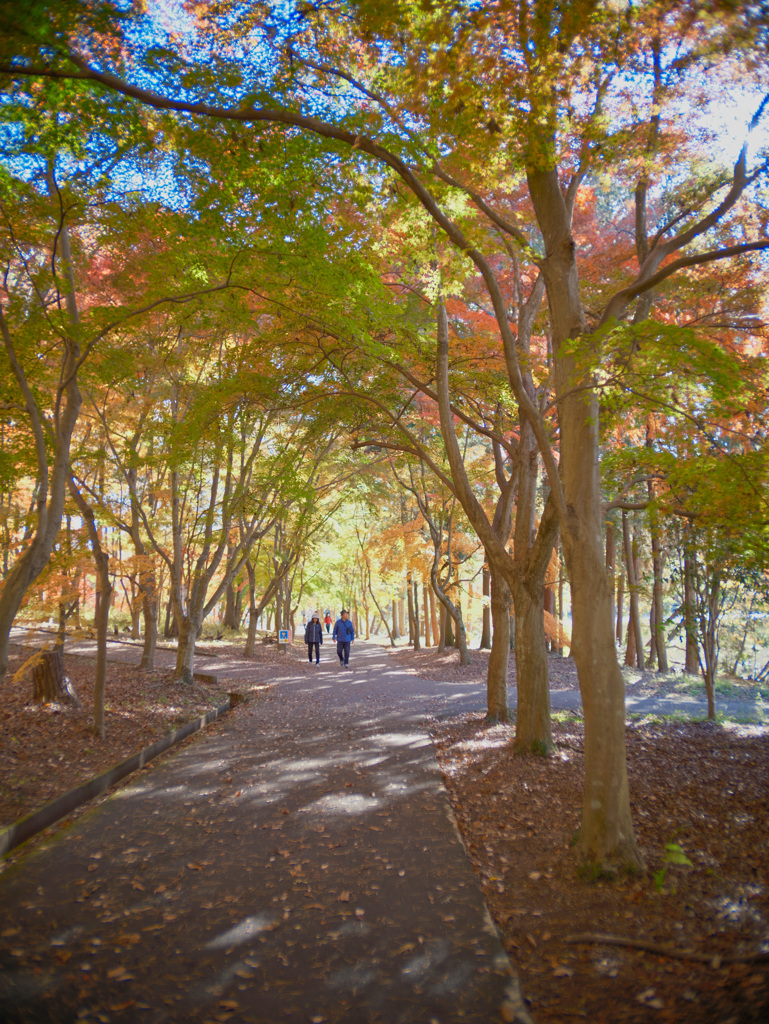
[130,587,142,639]
[444,602,454,647]
[32,649,79,706]
[512,575,552,752]
[624,613,637,668]
[486,571,511,723]
[562,522,638,865]
[422,584,429,644]
[437,602,446,652]
[175,616,199,684]
[530,167,640,865]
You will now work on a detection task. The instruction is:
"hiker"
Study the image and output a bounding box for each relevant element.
[304,611,323,664]
[332,609,355,668]
[323,610,332,634]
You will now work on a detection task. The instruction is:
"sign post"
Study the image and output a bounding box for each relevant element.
[278,628,290,653]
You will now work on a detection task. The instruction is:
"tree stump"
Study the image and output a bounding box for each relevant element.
[32,650,80,707]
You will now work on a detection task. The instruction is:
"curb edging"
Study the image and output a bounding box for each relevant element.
[0,699,231,859]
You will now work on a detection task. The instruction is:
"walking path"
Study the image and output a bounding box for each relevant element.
[2,639,764,1024]
[0,642,530,1024]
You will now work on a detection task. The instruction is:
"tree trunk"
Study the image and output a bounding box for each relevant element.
[486,571,511,723]
[606,522,616,640]
[130,594,142,640]
[649,522,668,672]
[428,585,438,647]
[244,560,258,657]
[32,649,79,706]
[391,598,399,639]
[543,583,556,653]
[223,549,240,629]
[480,566,492,649]
[410,574,421,650]
[699,576,719,720]
[556,556,565,657]
[437,601,446,652]
[528,162,641,867]
[68,478,111,738]
[422,584,430,644]
[624,612,637,668]
[444,601,454,647]
[622,512,644,670]
[367,579,396,647]
[406,576,416,647]
[140,589,158,670]
[683,546,699,674]
[615,568,625,646]
[512,574,553,752]
[175,615,199,684]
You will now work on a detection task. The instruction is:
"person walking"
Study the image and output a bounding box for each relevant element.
[304,611,323,665]
[332,609,355,669]
[323,611,332,634]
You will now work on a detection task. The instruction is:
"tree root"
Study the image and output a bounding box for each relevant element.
[565,932,769,964]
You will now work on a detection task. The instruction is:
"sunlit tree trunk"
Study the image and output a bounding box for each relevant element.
[528,165,640,867]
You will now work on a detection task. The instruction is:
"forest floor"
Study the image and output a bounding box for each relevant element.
[406,647,769,1023]
[2,630,768,1022]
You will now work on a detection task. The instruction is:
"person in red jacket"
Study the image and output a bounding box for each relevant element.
[323,611,332,634]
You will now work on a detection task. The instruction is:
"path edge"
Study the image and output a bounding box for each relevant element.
[0,699,231,859]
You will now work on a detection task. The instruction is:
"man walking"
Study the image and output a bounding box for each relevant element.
[332,609,355,669]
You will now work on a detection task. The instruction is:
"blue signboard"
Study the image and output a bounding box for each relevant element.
[278,629,289,642]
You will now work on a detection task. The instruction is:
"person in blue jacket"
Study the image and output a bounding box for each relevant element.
[304,611,323,664]
[332,609,355,668]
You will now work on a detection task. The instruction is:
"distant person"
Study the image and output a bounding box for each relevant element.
[323,611,332,634]
[304,611,323,665]
[332,609,355,669]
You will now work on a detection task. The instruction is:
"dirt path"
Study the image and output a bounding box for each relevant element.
[0,641,529,1024]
